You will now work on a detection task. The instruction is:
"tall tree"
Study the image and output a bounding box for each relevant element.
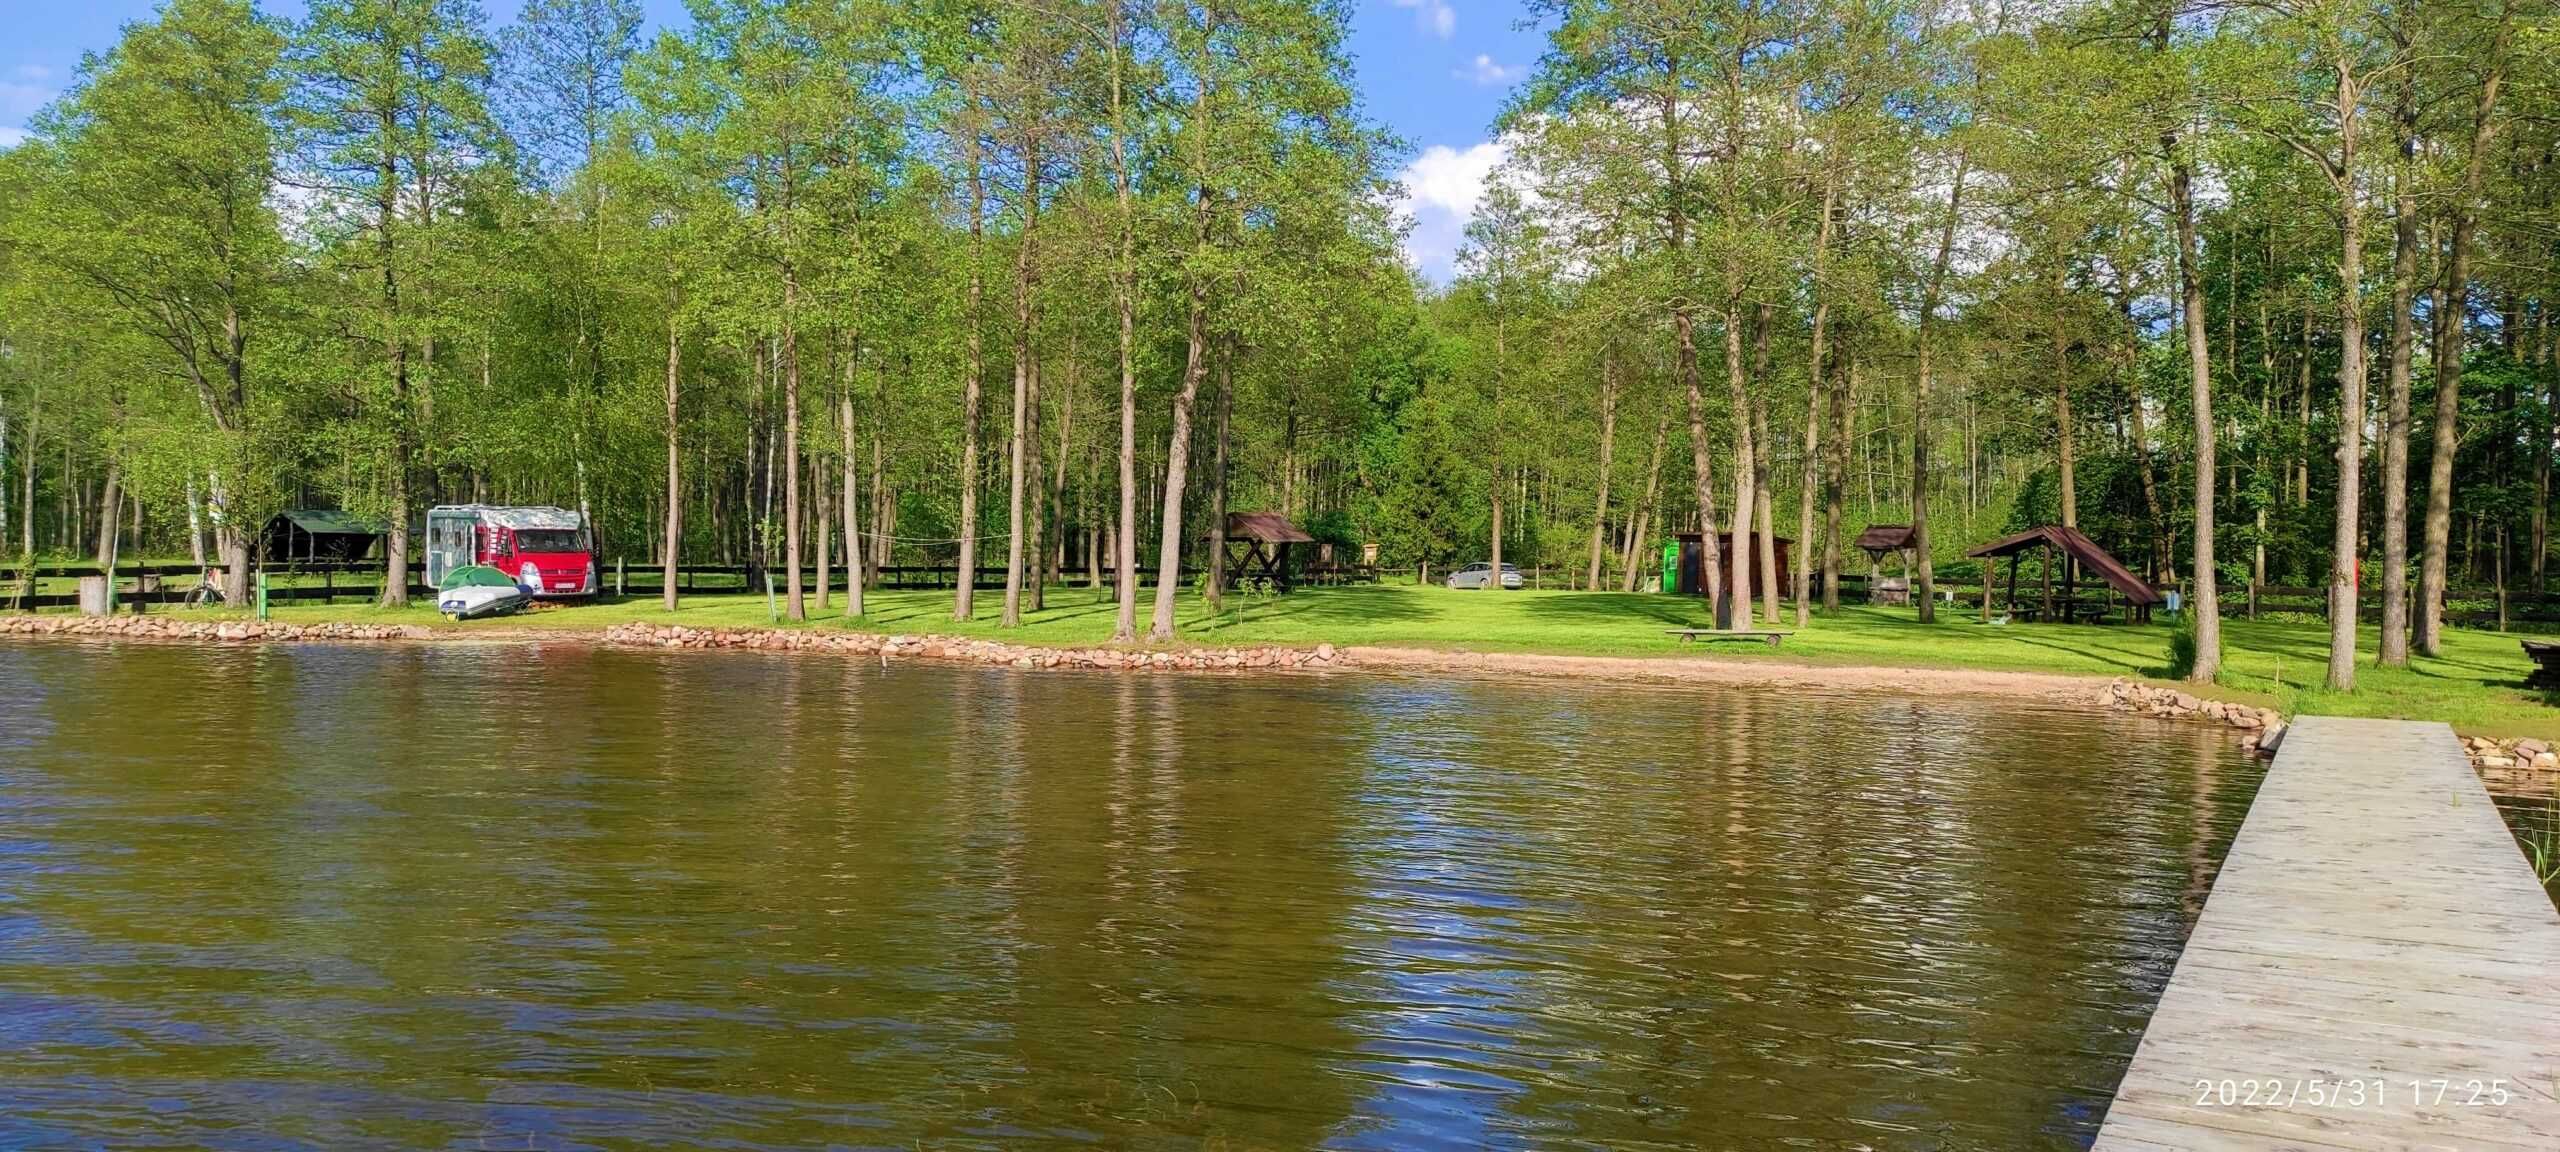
[2415,1,2514,657]
[292,0,500,608]
[23,0,287,606]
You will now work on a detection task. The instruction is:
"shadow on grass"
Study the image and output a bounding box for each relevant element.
[2003,631,2168,677]
[1517,592,1706,628]
[1190,584,1442,632]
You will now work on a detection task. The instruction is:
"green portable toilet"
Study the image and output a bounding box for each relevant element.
[1661,540,1678,594]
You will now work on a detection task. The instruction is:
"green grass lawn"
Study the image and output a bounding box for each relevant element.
[179,577,2560,739]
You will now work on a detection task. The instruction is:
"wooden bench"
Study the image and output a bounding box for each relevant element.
[1665,628,1790,648]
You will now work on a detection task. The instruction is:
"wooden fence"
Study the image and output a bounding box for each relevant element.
[5,559,2554,631]
[0,559,1201,612]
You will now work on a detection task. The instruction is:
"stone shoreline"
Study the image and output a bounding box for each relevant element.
[0,613,437,643]
[598,621,1342,671]
[2099,679,2287,757]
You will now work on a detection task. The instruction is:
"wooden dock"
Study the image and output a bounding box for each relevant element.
[2094,716,2560,1150]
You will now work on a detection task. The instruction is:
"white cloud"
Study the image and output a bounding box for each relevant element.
[2,68,57,146]
[1458,54,1523,86]
[1391,0,1457,40]
[1395,139,1507,283]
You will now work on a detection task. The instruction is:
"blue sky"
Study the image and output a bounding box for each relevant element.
[1,0,1542,280]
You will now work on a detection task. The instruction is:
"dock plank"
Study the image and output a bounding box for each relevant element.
[2092,716,2560,1151]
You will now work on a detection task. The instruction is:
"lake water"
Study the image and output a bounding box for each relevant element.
[0,638,2261,1150]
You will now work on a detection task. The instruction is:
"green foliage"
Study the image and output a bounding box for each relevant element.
[2168,606,2219,682]
[1376,392,1477,571]
[0,0,2555,679]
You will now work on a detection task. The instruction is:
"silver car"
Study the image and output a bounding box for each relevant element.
[1446,562,1523,590]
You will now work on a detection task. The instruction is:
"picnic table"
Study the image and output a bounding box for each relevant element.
[2014,599,2116,625]
[2522,639,2560,689]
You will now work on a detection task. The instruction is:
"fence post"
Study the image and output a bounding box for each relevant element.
[616,557,625,596]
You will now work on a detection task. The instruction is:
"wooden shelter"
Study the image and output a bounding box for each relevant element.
[1213,512,1315,593]
[1666,532,1793,598]
[1965,524,2164,623]
[261,509,385,564]
[1854,524,1919,605]
[1666,531,1794,628]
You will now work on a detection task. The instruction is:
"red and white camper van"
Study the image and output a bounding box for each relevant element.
[424,505,598,597]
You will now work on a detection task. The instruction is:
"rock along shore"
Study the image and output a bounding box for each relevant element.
[2098,678,2287,758]
[0,612,2329,760]
[596,621,1340,672]
[0,613,435,643]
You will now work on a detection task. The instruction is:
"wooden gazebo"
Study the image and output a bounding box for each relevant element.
[1213,512,1316,594]
[1854,524,1919,605]
[261,509,385,564]
[1965,524,2164,623]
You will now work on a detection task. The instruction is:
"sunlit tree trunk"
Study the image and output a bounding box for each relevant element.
[1205,352,1233,612]
[2418,12,2510,657]
[1003,134,1043,628]
[1910,151,1970,623]
[1622,415,1667,593]
[1108,0,1139,642]
[1723,303,1753,628]
[1586,346,1618,590]
[662,292,682,612]
[2169,139,2220,680]
[955,121,986,622]
[2378,65,2420,666]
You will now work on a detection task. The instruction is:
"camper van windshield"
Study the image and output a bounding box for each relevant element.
[513,528,586,554]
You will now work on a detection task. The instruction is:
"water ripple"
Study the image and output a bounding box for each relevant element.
[0,639,2259,1150]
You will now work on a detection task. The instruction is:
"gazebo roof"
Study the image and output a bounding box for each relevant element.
[265,509,385,537]
[1965,525,2163,605]
[1855,524,1917,553]
[1220,512,1316,544]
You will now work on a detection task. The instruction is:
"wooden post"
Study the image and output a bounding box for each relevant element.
[2064,547,2077,622]
[2008,552,2021,619]
[2041,543,2055,620]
